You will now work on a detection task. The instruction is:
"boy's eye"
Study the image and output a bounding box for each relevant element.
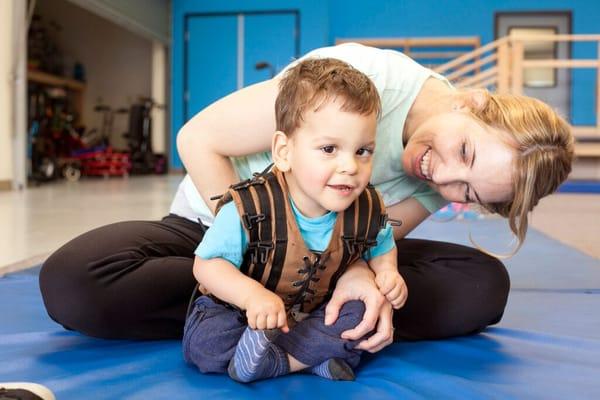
[356,148,374,157]
[321,145,336,154]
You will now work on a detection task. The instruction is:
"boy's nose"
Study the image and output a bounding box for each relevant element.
[338,155,358,174]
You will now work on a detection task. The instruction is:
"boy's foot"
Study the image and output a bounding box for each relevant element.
[309,358,355,381]
[228,328,289,383]
[0,382,56,400]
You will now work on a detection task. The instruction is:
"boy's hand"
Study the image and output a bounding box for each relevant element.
[375,270,407,309]
[243,287,289,333]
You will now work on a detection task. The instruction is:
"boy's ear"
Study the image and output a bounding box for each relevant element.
[272,131,291,172]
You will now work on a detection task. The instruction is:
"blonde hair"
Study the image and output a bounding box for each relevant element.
[276,58,381,135]
[471,92,575,254]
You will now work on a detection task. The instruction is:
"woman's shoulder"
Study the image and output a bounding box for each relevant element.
[301,43,434,97]
[307,43,425,72]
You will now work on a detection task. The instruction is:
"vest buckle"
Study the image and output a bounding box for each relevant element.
[231,176,266,191]
[342,235,355,253]
[241,213,266,230]
[365,238,378,247]
[379,213,389,229]
[342,236,366,254]
[248,241,273,264]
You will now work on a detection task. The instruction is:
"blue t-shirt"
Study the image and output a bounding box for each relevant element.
[196,198,396,268]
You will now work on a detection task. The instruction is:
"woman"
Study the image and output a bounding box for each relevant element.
[40,43,574,353]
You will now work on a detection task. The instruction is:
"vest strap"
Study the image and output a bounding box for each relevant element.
[327,198,358,295]
[249,181,273,281]
[237,187,259,274]
[264,172,288,292]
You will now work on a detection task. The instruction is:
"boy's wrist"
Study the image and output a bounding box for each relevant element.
[240,282,269,310]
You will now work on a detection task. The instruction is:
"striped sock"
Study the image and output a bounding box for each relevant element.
[309,358,355,381]
[228,328,289,383]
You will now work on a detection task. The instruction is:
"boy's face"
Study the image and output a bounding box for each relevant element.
[276,97,377,218]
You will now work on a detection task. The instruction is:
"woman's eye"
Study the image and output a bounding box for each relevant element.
[321,145,336,154]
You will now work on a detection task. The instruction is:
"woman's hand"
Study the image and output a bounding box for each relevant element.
[324,260,395,353]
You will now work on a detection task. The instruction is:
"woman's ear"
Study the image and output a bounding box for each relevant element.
[466,89,489,112]
[272,131,291,172]
[452,89,489,113]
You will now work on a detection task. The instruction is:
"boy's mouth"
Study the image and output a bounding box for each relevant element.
[327,184,355,195]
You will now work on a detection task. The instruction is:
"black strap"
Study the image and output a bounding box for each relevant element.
[327,198,357,295]
[250,179,273,281]
[365,185,384,250]
[264,172,288,292]
[355,189,371,255]
[237,185,260,275]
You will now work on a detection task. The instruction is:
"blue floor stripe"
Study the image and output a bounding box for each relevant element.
[558,180,600,193]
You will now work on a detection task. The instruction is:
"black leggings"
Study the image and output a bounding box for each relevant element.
[39,214,510,340]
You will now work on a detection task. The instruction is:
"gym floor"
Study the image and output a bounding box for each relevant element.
[0,175,598,274]
[2,175,599,399]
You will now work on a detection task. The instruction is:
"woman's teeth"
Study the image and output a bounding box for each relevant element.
[420,149,431,180]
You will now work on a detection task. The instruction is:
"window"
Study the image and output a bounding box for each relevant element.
[509,27,557,87]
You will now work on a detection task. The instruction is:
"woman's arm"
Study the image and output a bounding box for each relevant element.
[386,197,431,240]
[177,78,280,214]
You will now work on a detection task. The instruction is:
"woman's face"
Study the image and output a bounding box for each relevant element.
[402,110,516,204]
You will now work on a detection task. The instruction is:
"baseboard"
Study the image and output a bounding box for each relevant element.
[0,252,51,277]
[0,180,11,191]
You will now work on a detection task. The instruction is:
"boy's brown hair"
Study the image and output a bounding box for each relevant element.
[275,58,381,135]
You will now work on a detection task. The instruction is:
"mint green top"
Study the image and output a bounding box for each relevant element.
[170,43,449,225]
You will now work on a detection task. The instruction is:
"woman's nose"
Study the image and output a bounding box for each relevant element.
[432,163,466,185]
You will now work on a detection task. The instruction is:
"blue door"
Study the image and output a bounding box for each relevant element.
[185,15,238,124]
[185,11,298,122]
[244,13,298,86]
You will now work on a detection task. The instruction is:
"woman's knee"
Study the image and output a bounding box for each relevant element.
[394,243,511,340]
[39,248,84,328]
[39,243,126,337]
[473,255,510,324]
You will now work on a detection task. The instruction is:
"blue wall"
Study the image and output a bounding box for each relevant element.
[172,0,599,169]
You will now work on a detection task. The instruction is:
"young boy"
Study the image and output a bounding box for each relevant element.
[182,58,407,382]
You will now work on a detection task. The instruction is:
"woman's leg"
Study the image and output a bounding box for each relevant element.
[39,214,204,339]
[393,239,510,341]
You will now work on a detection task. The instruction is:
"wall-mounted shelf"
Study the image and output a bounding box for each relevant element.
[27,69,86,125]
[27,70,86,91]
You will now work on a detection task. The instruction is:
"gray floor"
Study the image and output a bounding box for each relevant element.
[0,175,598,274]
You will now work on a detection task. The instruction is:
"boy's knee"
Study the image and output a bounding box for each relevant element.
[335,300,366,329]
[182,298,244,373]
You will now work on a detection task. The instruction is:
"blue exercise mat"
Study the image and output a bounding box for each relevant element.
[2,219,599,399]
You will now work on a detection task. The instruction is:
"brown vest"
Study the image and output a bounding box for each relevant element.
[213,166,388,317]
